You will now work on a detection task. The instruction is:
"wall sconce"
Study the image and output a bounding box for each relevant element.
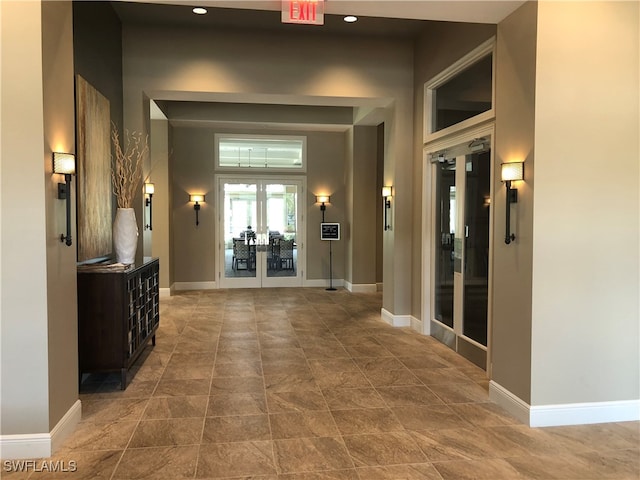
[52,152,76,246]
[382,186,392,231]
[189,194,205,226]
[144,183,154,231]
[501,162,524,244]
[316,195,330,222]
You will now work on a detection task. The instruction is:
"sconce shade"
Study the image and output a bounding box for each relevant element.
[501,162,524,182]
[52,152,76,175]
[381,186,392,198]
[144,183,155,195]
[316,195,330,204]
[190,194,205,203]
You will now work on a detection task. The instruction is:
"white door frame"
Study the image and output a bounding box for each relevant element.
[216,174,306,289]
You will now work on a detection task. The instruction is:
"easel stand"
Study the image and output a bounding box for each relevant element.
[321,208,337,291]
[327,240,336,291]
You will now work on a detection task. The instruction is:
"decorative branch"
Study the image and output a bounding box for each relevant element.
[111,122,148,209]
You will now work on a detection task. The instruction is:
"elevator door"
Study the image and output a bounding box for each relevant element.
[432,148,491,368]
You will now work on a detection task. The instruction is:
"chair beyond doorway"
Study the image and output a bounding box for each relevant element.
[279,239,294,270]
[232,238,252,270]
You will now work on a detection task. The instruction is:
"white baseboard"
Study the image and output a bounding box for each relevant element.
[410,316,422,333]
[303,279,344,288]
[490,380,640,427]
[380,308,412,327]
[173,281,217,291]
[344,281,377,293]
[530,400,640,427]
[0,400,81,460]
[159,288,171,298]
[489,380,531,425]
[376,282,383,292]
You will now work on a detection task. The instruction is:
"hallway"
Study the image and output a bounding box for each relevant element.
[44,289,639,479]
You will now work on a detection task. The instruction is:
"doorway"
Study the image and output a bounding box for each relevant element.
[217,176,305,288]
[428,139,493,369]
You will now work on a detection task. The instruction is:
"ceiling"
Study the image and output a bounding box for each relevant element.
[113,1,438,40]
[116,0,526,25]
[114,0,525,129]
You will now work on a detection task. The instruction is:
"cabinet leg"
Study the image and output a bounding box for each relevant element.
[152,334,156,346]
[121,368,127,390]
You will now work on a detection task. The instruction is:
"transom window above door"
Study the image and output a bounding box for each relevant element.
[423,37,495,142]
[216,134,306,171]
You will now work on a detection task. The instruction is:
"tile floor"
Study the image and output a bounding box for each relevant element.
[8,288,639,479]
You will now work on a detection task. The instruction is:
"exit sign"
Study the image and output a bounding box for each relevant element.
[282,0,324,25]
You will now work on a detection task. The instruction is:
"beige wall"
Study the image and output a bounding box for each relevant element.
[351,126,379,285]
[148,118,172,289]
[42,0,79,430]
[122,23,414,313]
[1,0,78,437]
[493,1,537,403]
[530,1,639,405]
[1,0,50,436]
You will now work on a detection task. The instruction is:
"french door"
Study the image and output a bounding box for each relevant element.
[430,139,492,369]
[217,176,304,288]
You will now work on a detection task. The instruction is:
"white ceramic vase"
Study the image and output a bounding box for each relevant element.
[113,208,138,264]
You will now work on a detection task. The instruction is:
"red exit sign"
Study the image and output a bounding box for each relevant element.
[282,0,324,25]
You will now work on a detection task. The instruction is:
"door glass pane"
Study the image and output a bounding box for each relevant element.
[224,182,257,278]
[265,183,298,278]
[434,159,456,328]
[463,151,490,345]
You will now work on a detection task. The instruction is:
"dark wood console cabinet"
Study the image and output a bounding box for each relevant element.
[77,258,159,389]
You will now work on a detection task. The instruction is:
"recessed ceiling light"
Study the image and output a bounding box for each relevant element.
[192,7,207,15]
[343,15,358,23]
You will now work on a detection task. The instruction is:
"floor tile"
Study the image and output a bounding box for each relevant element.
[314,371,371,389]
[392,404,470,431]
[209,376,265,395]
[212,360,262,377]
[111,446,198,480]
[449,401,520,427]
[207,393,267,416]
[270,411,340,439]
[273,437,354,474]
[128,418,204,447]
[426,381,490,403]
[363,370,422,387]
[276,470,359,480]
[80,398,148,424]
[202,414,271,443]
[323,388,387,410]
[342,432,428,467]
[61,421,138,451]
[154,379,211,397]
[196,441,277,478]
[355,463,443,480]
[410,426,526,462]
[331,408,404,435]
[264,373,320,393]
[375,385,443,407]
[266,390,329,413]
[432,458,527,480]
[143,395,208,419]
